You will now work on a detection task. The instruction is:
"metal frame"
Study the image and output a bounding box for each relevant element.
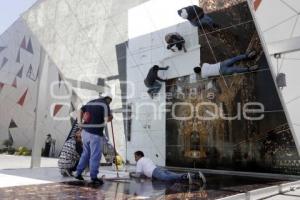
[65,78,107,93]
[30,48,47,168]
[268,36,300,55]
[166,166,300,180]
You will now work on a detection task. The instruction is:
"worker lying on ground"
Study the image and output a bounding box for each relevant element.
[129,151,206,185]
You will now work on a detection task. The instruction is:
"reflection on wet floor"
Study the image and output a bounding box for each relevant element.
[0,174,286,199]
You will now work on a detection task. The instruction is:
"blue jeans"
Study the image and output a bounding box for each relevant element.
[190,14,214,28]
[147,81,162,95]
[152,168,186,182]
[76,129,103,179]
[220,54,249,76]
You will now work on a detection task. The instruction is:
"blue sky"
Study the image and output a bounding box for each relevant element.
[0,0,37,34]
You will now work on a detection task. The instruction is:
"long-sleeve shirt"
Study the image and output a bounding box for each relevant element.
[144,67,166,87]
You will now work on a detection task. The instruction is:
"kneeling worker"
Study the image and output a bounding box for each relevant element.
[165,32,187,53]
[130,151,206,185]
[58,130,83,176]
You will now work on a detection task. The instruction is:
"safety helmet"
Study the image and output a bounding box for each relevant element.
[180,9,188,19]
[102,92,113,100]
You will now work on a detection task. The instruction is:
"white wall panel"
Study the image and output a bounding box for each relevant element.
[126,0,200,166]
[0,18,79,158]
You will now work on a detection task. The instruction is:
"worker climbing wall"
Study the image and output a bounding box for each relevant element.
[166,0,300,174]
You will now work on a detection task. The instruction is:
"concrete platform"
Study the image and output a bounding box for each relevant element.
[0,155,58,169]
[266,190,300,200]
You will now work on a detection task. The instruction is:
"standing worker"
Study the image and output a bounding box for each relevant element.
[75,93,113,185]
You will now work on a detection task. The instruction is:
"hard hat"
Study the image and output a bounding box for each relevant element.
[180,9,188,19]
[102,92,113,100]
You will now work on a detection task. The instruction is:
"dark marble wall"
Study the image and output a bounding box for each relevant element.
[166,0,300,174]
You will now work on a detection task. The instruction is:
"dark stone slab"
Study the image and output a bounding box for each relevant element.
[0,175,286,200]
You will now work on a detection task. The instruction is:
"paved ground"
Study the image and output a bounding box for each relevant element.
[0,154,58,169]
[0,172,287,199]
[0,155,300,199]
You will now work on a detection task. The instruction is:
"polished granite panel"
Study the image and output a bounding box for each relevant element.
[165,0,300,175]
[0,175,286,200]
[198,1,253,35]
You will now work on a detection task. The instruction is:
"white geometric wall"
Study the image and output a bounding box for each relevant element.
[19,0,200,164]
[20,0,152,159]
[126,0,200,166]
[0,18,79,156]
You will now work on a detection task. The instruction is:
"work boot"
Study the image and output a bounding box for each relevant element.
[147,90,154,99]
[65,170,73,177]
[187,173,193,185]
[91,177,104,185]
[212,23,220,29]
[193,171,206,186]
[248,65,259,71]
[75,174,84,181]
[246,50,256,59]
[181,173,192,184]
[61,171,69,177]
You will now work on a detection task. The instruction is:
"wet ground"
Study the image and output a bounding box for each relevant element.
[0,174,286,200]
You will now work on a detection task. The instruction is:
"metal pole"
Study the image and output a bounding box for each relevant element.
[30,48,47,168]
[110,121,119,177]
[125,104,128,172]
